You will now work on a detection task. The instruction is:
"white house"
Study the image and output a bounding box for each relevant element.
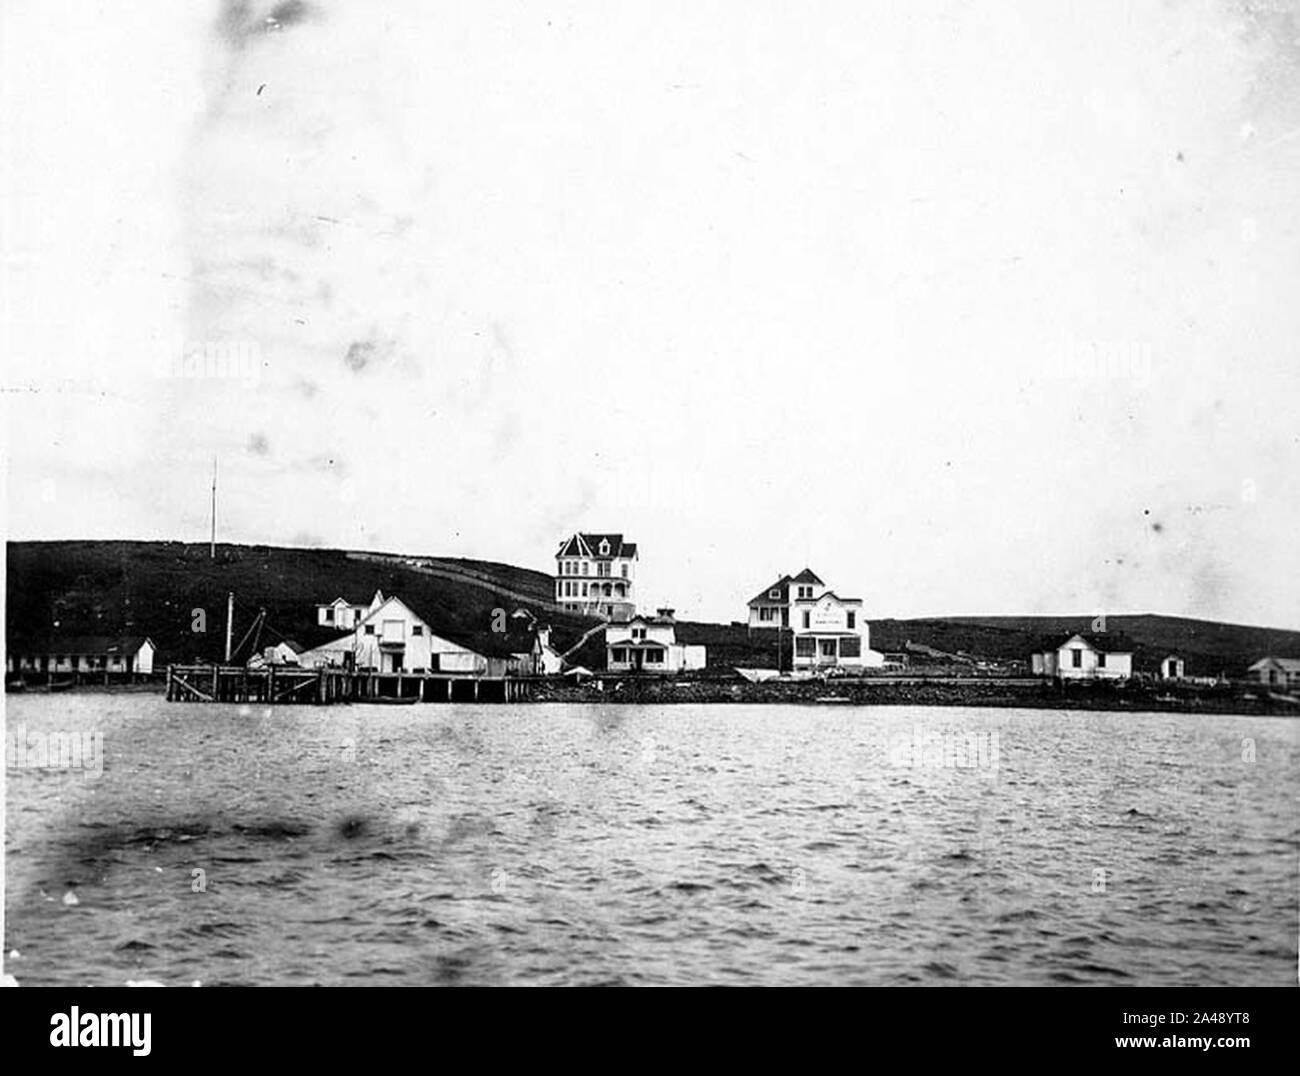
[7,636,156,677]
[790,590,884,671]
[315,590,384,629]
[299,595,488,674]
[1031,633,1134,680]
[606,610,706,673]
[1247,656,1300,688]
[747,568,829,628]
[555,533,638,619]
[1158,654,1185,680]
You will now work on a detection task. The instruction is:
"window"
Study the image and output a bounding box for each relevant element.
[846,612,856,630]
[621,564,628,578]
[840,636,861,658]
[582,583,588,596]
[795,638,816,657]
[646,649,663,663]
[769,589,779,599]
[613,648,627,663]
[802,611,810,629]
[798,586,812,599]
[412,625,423,636]
[1097,652,1106,668]
[1071,648,1082,668]
[325,608,334,623]
[633,627,646,640]
[599,539,610,555]
[581,562,589,575]
[365,625,375,635]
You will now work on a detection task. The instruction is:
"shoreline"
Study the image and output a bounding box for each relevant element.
[8,677,1295,716]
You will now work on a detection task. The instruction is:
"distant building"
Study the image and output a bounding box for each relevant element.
[1158,654,1185,680]
[1246,656,1300,688]
[316,591,384,629]
[1031,633,1133,680]
[300,595,487,674]
[7,636,156,677]
[555,533,638,619]
[606,609,705,673]
[532,626,565,676]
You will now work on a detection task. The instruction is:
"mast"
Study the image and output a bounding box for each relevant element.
[225,591,234,663]
[210,456,217,560]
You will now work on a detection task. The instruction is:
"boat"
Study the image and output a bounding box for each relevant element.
[368,695,420,705]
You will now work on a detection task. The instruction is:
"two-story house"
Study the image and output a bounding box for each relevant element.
[555,533,638,619]
[605,609,706,674]
[747,569,826,628]
[747,569,881,671]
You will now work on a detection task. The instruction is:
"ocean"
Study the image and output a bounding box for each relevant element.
[5,695,1296,986]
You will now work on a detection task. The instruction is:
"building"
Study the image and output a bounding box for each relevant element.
[532,626,565,675]
[1158,654,1185,680]
[746,568,825,628]
[7,636,156,678]
[315,591,384,629]
[606,609,706,673]
[791,589,884,671]
[1031,633,1134,680]
[1246,656,1300,688]
[555,533,637,619]
[247,640,304,667]
[299,594,488,674]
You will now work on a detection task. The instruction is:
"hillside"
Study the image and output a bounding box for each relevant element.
[7,541,1297,676]
[5,541,597,665]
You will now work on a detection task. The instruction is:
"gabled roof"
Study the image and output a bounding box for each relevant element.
[791,568,824,585]
[1249,656,1300,672]
[1039,632,1135,655]
[748,575,791,606]
[556,533,638,560]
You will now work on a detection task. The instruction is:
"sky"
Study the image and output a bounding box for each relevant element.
[2,0,1298,628]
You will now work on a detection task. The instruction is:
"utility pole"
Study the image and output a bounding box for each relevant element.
[210,456,217,560]
[225,592,234,663]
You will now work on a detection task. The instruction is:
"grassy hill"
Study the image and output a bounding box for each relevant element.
[5,541,597,665]
[7,541,1297,676]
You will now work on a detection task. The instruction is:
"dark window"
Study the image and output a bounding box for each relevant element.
[840,636,861,658]
[795,638,816,657]
[412,625,423,636]
[325,608,334,623]
[1097,652,1106,668]
[846,611,856,630]
[802,611,810,629]
[365,625,375,635]
[1071,649,1082,668]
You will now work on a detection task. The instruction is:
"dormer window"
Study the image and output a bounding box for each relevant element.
[599,539,610,555]
[769,589,779,599]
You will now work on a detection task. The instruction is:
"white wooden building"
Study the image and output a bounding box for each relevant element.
[1031,633,1134,680]
[555,533,638,619]
[315,590,385,629]
[299,595,488,674]
[7,636,156,677]
[606,610,705,673]
[791,590,884,671]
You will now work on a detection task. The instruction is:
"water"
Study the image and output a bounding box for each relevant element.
[5,696,1297,986]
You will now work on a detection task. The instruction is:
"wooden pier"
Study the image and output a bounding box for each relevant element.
[165,665,535,704]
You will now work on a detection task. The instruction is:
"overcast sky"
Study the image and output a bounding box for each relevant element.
[3,0,1298,627]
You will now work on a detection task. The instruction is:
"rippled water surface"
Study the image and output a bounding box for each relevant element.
[5,696,1297,985]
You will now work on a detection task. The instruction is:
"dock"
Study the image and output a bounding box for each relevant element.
[165,664,535,704]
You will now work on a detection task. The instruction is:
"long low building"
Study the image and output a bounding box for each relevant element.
[298,594,489,674]
[7,636,156,678]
